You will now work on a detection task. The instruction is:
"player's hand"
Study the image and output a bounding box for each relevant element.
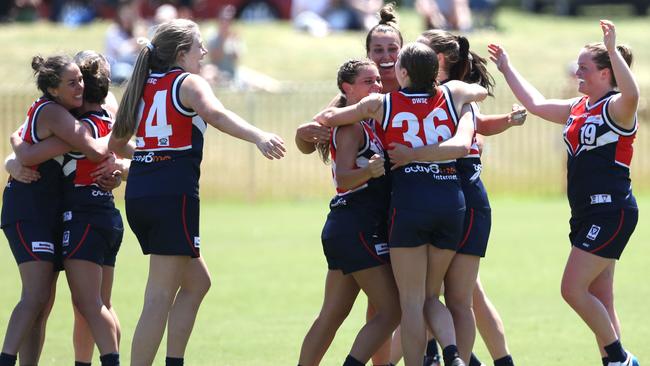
[256,132,286,160]
[600,19,616,52]
[366,154,385,178]
[90,153,117,179]
[6,160,40,184]
[96,171,122,191]
[387,142,415,170]
[296,121,330,144]
[508,104,527,126]
[487,44,510,73]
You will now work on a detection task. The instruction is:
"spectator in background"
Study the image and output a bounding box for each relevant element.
[415,0,472,31]
[105,0,144,84]
[346,0,383,31]
[203,5,243,86]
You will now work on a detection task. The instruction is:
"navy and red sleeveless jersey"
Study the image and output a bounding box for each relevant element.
[381,86,464,211]
[563,91,637,217]
[62,109,115,213]
[126,68,207,199]
[330,119,387,196]
[1,97,63,227]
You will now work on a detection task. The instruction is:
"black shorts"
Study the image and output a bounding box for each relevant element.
[569,208,638,259]
[321,205,389,275]
[126,195,200,258]
[62,210,124,267]
[456,208,491,257]
[388,207,465,250]
[3,220,62,269]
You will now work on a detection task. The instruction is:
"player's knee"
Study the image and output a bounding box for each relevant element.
[20,291,51,312]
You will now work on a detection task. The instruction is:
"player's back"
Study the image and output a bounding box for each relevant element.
[127,68,208,200]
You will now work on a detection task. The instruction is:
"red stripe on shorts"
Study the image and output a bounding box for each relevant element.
[589,209,624,254]
[458,208,474,249]
[388,207,397,243]
[67,224,91,259]
[16,221,40,261]
[182,194,199,257]
[358,232,387,265]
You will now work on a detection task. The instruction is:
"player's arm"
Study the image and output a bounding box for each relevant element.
[295,121,330,154]
[41,104,109,162]
[314,93,384,127]
[333,124,385,190]
[488,44,572,124]
[445,80,488,106]
[10,129,71,166]
[476,104,527,136]
[388,103,475,168]
[600,20,639,130]
[4,153,40,183]
[180,74,285,160]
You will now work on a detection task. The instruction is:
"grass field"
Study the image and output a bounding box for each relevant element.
[0,197,648,365]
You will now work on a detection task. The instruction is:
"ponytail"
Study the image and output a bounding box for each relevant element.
[113,45,151,139]
[465,50,494,96]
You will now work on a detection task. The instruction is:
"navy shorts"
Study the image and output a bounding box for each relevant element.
[457,208,491,257]
[388,207,465,250]
[569,208,638,260]
[3,220,62,268]
[321,205,390,275]
[126,195,200,258]
[62,210,124,267]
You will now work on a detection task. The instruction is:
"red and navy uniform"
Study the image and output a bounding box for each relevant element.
[61,109,123,266]
[563,91,638,259]
[125,68,206,257]
[1,97,64,265]
[456,103,491,257]
[381,86,465,249]
[321,120,391,274]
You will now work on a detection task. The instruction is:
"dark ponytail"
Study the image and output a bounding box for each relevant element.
[448,35,470,82]
[465,51,494,96]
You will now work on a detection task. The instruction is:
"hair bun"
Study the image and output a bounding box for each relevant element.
[31,55,44,73]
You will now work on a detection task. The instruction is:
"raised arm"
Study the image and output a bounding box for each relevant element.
[488,44,573,124]
[41,103,109,162]
[180,74,285,160]
[313,93,384,127]
[11,129,71,166]
[600,20,639,129]
[333,124,385,190]
[388,103,475,168]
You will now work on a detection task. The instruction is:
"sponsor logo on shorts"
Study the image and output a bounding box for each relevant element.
[581,242,591,248]
[587,225,601,241]
[63,211,72,222]
[31,241,54,254]
[91,189,114,198]
[375,242,389,256]
[590,194,612,205]
[132,152,172,164]
[62,231,70,247]
[404,164,457,181]
[330,196,347,208]
[194,236,200,248]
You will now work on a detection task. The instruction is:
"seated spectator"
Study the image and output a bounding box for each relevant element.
[204,5,243,85]
[416,0,472,31]
[105,0,144,84]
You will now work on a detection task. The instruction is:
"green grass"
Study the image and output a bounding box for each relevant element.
[0,197,648,365]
